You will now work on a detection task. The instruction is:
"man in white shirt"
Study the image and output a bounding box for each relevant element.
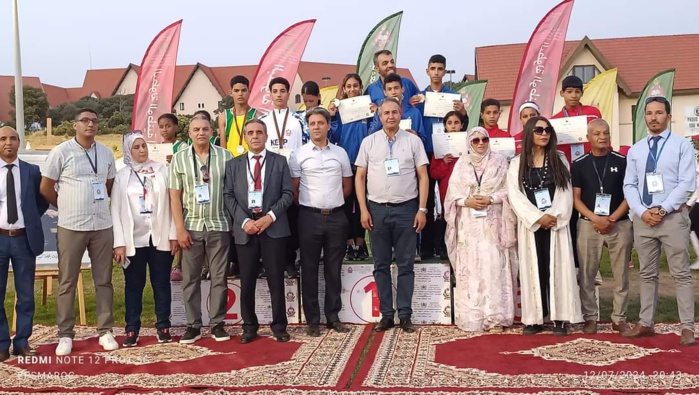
[289,107,353,337]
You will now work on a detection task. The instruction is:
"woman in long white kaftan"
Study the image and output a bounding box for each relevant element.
[444,127,518,332]
[506,117,583,336]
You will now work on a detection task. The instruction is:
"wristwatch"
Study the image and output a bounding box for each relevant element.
[418,208,428,214]
[489,196,494,204]
[658,207,667,217]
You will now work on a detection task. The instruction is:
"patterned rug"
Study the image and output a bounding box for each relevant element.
[0,324,371,393]
[351,323,699,394]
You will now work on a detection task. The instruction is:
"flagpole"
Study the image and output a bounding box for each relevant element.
[12,0,26,149]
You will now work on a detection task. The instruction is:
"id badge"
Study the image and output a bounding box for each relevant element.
[195,184,210,204]
[92,182,106,201]
[384,158,400,176]
[248,190,262,210]
[645,173,664,194]
[534,188,552,210]
[138,196,152,214]
[432,123,445,135]
[594,193,611,216]
[472,208,487,218]
[571,144,585,162]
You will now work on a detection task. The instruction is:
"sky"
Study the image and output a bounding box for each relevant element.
[0,0,696,89]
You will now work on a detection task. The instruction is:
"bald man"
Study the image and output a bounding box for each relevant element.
[0,127,48,361]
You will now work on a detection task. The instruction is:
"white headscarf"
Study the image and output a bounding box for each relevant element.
[123,131,157,211]
[467,126,491,164]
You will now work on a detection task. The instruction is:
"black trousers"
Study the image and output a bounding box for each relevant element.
[286,205,300,265]
[420,159,437,255]
[534,228,551,318]
[344,169,365,240]
[299,208,348,324]
[236,234,288,333]
[690,204,699,235]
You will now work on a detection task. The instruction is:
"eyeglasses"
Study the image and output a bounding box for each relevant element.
[77,118,98,125]
[200,165,210,183]
[645,96,669,105]
[533,126,554,135]
[471,137,490,144]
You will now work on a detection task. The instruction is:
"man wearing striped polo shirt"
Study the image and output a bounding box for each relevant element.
[169,114,233,344]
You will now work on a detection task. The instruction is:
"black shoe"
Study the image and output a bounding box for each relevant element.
[356,245,369,260]
[12,344,36,357]
[273,330,291,342]
[344,245,356,262]
[240,331,258,344]
[523,325,544,335]
[285,264,299,279]
[0,349,9,362]
[179,326,202,344]
[553,321,568,337]
[227,261,239,278]
[211,323,231,341]
[327,321,351,333]
[400,317,416,333]
[420,250,435,260]
[374,318,395,332]
[306,324,321,337]
[157,328,172,343]
[258,267,267,279]
[123,331,138,347]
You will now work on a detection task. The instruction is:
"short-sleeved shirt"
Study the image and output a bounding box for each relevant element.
[572,150,628,221]
[289,141,352,209]
[44,138,116,231]
[260,108,307,154]
[355,130,429,204]
[169,144,233,232]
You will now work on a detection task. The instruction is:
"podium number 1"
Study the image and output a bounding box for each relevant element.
[363,281,380,318]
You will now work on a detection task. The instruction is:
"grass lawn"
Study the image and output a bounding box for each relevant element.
[27,133,125,159]
[3,248,699,328]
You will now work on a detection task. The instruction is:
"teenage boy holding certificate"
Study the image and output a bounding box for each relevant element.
[369,74,426,148]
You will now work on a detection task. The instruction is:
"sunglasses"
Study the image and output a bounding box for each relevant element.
[200,165,210,184]
[533,126,554,135]
[645,96,669,105]
[471,137,490,144]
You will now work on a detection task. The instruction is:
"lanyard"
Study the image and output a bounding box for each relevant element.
[591,154,609,194]
[563,106,580,117]
[246,155,267,190]
[272,110,289,149]
[132,170,148,197]
[77,138,98,174]
[472,156,490,188]
[232,107,250,147]
[387,134,397,158]
[191,146,212,183]
[647,135,668,172]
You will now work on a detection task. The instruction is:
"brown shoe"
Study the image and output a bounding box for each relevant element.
[12,344,37,357]
[622,323,655,338]
[582,320,597,334]
[0,349,9,362]
[680,329,697,347]
[612,321,631,335]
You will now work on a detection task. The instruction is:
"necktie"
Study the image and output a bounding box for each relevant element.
[252,155,262,213]
[642,136,661,206]
[5,164,17,224]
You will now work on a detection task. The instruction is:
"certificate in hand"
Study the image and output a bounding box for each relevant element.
[338,95,374,124]
[423,91,461,118]
[549,115,588,145]
[490,137,516,158]
[149,143,174,164]
[432,132,469,159]
[399,119,412,131]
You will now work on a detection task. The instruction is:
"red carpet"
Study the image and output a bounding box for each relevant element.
[351,323,699,394]
[0,324,371,393]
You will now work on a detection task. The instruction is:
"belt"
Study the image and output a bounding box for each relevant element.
[369,198,416,207]
[0,228,25,236]
[299,205,343,216]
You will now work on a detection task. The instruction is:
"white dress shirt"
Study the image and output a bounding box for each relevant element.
[0,158,24,229]
[289,141,352,208]
[242,149,276,228]
[126,173,152,248]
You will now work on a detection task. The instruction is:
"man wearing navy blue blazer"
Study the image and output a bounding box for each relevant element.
[0,126,48,361]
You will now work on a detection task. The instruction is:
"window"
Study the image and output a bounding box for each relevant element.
[295,94,301,104]
[179,103,184,111]
[569,65,600,84]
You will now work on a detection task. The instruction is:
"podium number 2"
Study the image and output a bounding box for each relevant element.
[363,281,380,317]
[225,288,238,320]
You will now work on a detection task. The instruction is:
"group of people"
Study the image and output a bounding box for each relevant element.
[0,51,696,362]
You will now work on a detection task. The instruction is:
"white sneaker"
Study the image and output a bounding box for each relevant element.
[690,260,699,270]
[55,337,73,356]
[99,332,119,351]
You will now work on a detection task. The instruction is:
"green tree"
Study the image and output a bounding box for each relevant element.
[9,85,50,128]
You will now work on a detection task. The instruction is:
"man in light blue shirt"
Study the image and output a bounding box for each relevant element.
[622,96,696,346]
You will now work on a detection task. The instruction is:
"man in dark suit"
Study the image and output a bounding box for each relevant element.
[0,126,48,361]
[224,119,293,344]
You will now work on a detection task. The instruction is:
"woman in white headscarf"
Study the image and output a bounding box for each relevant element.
[112,131,178,347]
[444,127,518,332]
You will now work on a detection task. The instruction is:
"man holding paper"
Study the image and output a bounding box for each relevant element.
[369,74,426,148]
[365,50,419,109]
